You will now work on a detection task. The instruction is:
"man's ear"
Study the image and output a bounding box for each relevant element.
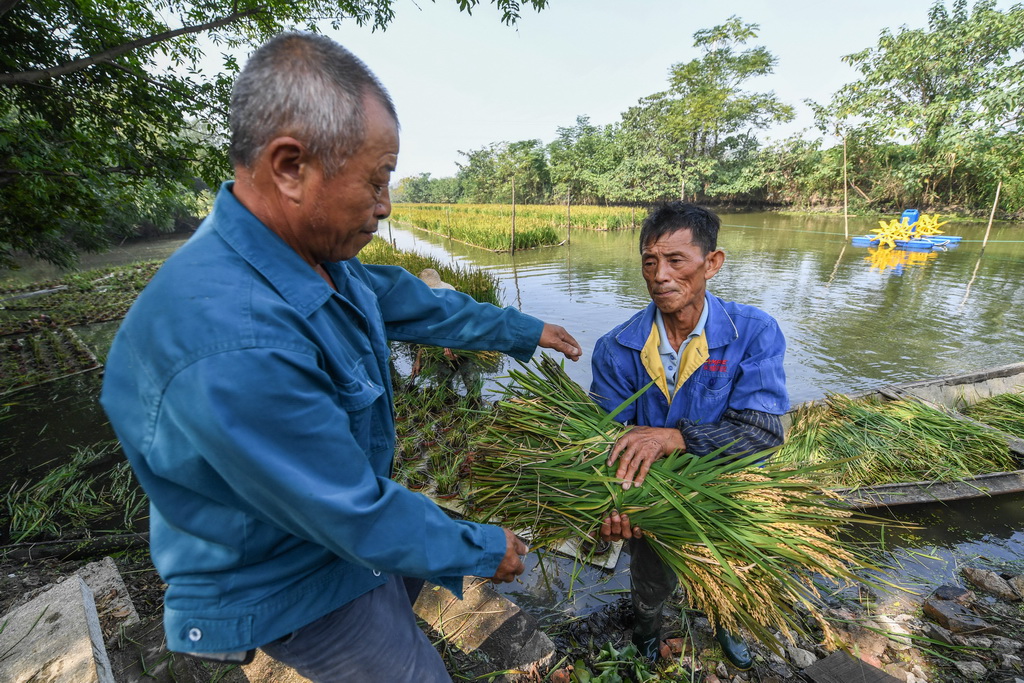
[264,137,312,204]
[705,249,725,280]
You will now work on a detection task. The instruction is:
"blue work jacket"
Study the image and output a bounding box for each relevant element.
[590,294,789,428]
[100,183,544,653]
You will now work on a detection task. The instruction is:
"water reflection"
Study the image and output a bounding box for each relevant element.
[849,494,1024,604]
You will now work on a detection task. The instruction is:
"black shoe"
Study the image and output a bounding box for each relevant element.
[715,628,753,670]
[631,630,661,662]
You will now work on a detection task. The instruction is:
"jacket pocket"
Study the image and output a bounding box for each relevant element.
[681,370,733,424]
[333,367,387,456]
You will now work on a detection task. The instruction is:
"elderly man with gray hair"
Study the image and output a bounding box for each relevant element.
[101,32,581,682]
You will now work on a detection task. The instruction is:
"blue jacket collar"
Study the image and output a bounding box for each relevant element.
[616,293,738,352]
[210,181,336,318]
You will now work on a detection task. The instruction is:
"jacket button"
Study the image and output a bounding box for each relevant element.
[188,627,202,642]
[372,569,381,577]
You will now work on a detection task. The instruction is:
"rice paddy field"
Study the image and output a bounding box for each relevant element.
[389,203,645,251]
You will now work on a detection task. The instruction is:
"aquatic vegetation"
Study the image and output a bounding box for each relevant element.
[389,203,644,252]
[466,355,885,647]
[0,327,101,395]
[779,393,1015,486]
[360,237,500,306]
[3,440,145,544]
[0,261,161,336]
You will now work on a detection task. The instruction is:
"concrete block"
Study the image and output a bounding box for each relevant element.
[0,575,114,683]
[76,557,141,648]
[414,578,555,679]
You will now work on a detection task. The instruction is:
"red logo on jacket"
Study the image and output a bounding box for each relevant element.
[702,359,727,372]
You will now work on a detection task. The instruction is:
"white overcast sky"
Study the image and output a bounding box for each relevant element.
[214,0,1016,180]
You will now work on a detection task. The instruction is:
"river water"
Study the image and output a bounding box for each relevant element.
[3,211,1023,617]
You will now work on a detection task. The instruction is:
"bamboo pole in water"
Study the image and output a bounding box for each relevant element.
[566,188,571,245]
[510,177,516,255]
[843,135,849,240]
[981,180,1002,252]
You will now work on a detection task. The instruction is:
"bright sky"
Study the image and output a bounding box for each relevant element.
[245,0,1013,180]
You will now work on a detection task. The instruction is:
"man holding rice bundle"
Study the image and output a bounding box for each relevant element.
[590,202,789,668]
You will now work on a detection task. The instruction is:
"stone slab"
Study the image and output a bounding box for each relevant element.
[0,574,114,683]
[414,578,555,680]
[803,650,903,683]
[75,557,141,648]
[923,599,1000,635]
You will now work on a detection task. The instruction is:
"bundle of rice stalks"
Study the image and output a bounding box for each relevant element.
[468,355,887,647]
[962,391,1024,440]
[779,393,1014,487]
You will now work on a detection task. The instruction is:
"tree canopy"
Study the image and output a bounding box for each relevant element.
[0,0,549,268]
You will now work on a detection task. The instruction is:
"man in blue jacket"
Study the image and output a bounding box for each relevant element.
[591,202,788,669]
[100,33,581,682]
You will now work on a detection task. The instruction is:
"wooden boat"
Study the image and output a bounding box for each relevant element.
[784,362,1024,509]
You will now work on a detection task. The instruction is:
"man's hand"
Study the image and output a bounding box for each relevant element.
[488,528,529,584]
[599,510,641,542]
[607,426,685,489]
[539,323,582,361]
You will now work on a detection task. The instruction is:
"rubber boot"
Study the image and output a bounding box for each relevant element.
[715,627,753,670]
[630,595,662,662]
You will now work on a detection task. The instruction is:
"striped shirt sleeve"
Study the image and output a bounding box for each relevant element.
[678,408,784,460]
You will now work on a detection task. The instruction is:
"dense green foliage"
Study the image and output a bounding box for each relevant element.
[398,2,1024,217]
[0,0,549,269]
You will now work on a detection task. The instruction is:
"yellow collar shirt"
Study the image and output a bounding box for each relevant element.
[653,296,709,399]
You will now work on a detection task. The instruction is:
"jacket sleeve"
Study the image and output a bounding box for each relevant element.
[678,408,784,460]
[589,332,638,425]
[358,263,543,361]
[152,345,507,583]
[726,314,789,416]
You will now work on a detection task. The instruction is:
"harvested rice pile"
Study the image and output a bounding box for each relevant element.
[778,393,1013,487]
[962,391,1024,440]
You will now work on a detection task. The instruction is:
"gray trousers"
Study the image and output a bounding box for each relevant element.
[261,575,451,682]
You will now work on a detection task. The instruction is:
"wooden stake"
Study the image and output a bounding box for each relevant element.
[510,177,516,255]
[981,180,1002,252]
[566,188,571,245]
[843,135,849,240]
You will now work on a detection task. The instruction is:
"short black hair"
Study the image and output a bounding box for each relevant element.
[638,202,720,255]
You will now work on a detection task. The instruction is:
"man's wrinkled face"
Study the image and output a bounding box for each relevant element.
[641,228,723,317]
[306,95,399,262]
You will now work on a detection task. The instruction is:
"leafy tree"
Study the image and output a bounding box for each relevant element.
[393,172,461,203]
[653,16,794,199]
[547,116,618,204]
[0,0,549,269]
[814,0,1024,207]
[456,139,550,203]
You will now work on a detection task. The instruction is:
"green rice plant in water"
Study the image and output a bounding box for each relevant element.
[4,440,146,543]
[359,238,500,306]
[0,261,161,336]
[962,391,1024,440]
[390,204,571,251]
[467,355,887,648]
[779,393,1014,487]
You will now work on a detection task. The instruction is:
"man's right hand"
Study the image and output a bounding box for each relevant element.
[599,510,642,542]
[488,528,529,583]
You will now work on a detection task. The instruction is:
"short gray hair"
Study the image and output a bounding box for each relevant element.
[229,32,397,176]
